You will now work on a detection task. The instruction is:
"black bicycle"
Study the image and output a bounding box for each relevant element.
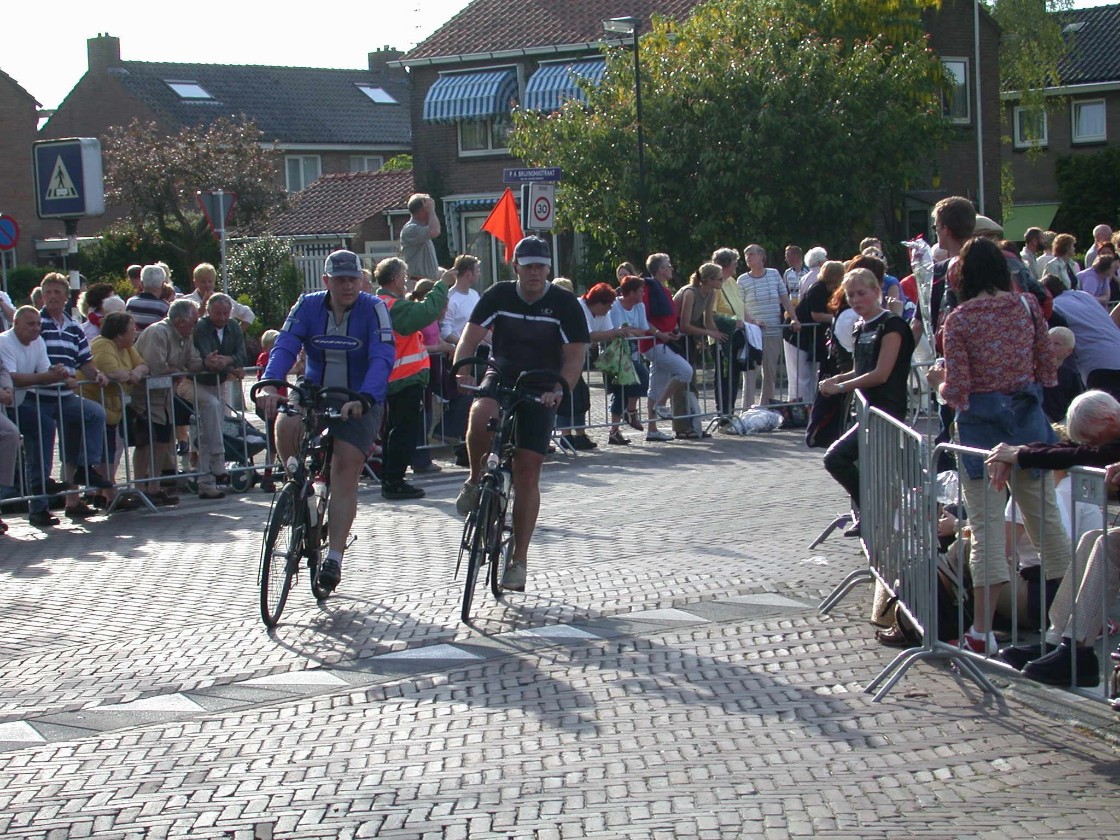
[452,358,568,623]
[250,378,371,628]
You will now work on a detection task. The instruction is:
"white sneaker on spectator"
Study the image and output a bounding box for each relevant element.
[645,430,672,442]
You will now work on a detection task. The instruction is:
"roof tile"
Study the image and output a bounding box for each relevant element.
[268,169,414,236]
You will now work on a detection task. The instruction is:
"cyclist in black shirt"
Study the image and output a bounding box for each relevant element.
[452,236,589,591]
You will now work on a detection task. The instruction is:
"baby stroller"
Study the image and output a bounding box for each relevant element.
[175,392,269,493]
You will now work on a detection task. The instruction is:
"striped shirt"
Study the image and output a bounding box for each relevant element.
[38,307,91,395]
[125,293,170,331]
[737,268,786,327]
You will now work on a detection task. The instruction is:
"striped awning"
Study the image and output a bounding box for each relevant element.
[524,59,606,112]
[422,69,518,124]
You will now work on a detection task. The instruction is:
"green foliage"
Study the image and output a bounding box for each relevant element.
[986,0,1072,95]
[1053,146,1120,247]
[3,266,51,307]
[225,236,303,331]
[75,219,219,290]
[103,117,287,271]
[510,0,948,273]
[382,154,413,172]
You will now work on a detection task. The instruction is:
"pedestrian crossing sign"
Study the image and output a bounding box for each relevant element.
[33,138,105,219]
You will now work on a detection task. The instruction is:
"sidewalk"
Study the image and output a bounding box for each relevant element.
[1,427,1119,838]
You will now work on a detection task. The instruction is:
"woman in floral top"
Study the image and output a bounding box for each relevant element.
[927,237,1070,656]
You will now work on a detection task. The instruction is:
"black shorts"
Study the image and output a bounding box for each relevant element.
[128,409,172,446]
[479,371,556,456]
[327,402,383,456]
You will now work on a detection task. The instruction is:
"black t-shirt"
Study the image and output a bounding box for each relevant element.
[852,311,915,420]
[469,280,590,386]
[793,280,833,357]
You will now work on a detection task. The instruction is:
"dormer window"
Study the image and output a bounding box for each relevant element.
[165,81,213,100]
[356,84,397,104]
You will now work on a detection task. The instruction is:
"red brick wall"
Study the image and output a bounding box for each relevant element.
[927,0,1003,220]
[0,76,40,266]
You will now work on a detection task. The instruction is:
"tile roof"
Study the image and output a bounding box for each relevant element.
[268,169,414,237]
[107,62,411,145]
[0,69,39,105]
[1057,4,1120,84]
[401,0,699,62]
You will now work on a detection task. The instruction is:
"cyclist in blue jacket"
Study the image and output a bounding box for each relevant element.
[256,250,395,593]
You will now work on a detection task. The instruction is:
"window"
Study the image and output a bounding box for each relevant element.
[356,84,398,104]
[285,155,321,192]
[461,213,510,290]
[165,80,213,100]
[1072,99,1106,144]
[1013,106,1048,149]
[942,59,969,124]
[349,155,384,173]
[458,115,513,156]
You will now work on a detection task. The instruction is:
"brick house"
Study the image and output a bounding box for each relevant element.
[0,70,41,268]
[266,169,414,288]
[396,0,1001,285]
[28,34,412,260]
[1002,3,1120,239]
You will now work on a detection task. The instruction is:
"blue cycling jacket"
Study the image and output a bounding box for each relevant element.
[264,291,395,403]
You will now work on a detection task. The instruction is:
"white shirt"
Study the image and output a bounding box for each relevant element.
[578,298,614,336]
[441,286,480,341]
[0,329,52,408]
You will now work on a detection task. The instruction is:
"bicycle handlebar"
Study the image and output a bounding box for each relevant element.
[250,379,373,413]
[450,357,570,401]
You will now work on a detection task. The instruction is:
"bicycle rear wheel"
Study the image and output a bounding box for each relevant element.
[260,481,302,628]
[462,480,498,623]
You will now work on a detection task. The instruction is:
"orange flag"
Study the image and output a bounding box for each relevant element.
[481,187,524,263]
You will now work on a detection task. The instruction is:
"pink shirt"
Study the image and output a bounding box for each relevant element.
[941,293,1057,411]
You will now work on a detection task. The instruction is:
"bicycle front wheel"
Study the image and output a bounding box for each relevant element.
[489,487,513,598]
[462,481,498,623]
[260,481,302,628]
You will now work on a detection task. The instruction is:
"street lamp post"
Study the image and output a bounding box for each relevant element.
[603,15,649,256]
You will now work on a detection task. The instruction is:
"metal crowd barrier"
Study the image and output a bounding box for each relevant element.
[819,392,1119,708]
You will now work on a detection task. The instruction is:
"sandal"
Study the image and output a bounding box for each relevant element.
[675,430,700,440]
[622,410,643,431]
[608,431,630,445]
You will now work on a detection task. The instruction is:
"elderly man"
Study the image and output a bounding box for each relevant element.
[1085,223,1113,267]
[1044,275,1120,400]
[0,306,92,526]
[38,273,113,516]
[0,350,24,532]
[1020,227,1044,281]
[184,263,256,328]
[988,390,1120,687]
[400,193,442,282]
[375,256,453,499]
[136,299,227,501]
[126,264,171,331]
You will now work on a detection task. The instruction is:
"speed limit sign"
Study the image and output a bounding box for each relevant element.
[527,183,555,230]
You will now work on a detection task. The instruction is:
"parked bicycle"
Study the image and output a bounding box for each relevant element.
[451,357,568,623]
[249,378,371,628]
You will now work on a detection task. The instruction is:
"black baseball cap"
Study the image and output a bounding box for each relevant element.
[513,236,551,266]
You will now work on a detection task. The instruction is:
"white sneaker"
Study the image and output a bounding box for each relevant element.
[653,404,673,420]
[455,480,480,517]
[645,430,672,442]
[502,560,527,591]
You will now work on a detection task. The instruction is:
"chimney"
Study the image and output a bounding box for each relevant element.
[369,46,403,72]
[88,33,122,74]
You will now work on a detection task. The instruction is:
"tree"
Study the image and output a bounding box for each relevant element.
[225,236,303,331]
[510,0,948,272]
[103,117,287,270]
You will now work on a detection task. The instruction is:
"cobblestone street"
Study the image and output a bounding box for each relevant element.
[2,428,1119,838]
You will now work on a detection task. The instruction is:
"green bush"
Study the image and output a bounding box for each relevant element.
[226,236,302,331]
[4,266,51,307]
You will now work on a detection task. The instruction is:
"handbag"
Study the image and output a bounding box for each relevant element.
[594,337,639,385]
